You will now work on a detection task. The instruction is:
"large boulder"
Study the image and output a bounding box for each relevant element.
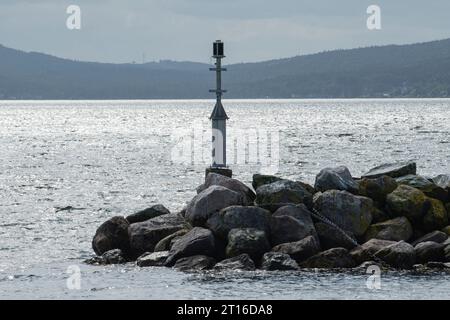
[165,227,216,266]
[386,185,428,223]
[301,248,356,269]
[412,230,448,246]
[185,186,244,227]
[313,190,373,237]
[272,204,313,221]
[173,255,216,271]
[128,214,185,257]
[206,206,271,239]
[362,161,416,179]
[374,241,416,269]
[154,229,189,252]
[126,204,170,224]
[225,228,270,262]
[136,251,169,267]
[364,217,413,242]
[272,235,321,262]
[314,166,359,194]
[433,174,450,197]
[350,239,396,264]
[358,175,398,205]
[252,174,282,190]
[315,222,357,250]
[423,198,449,232]
[414,241,445,264]
[261,252,299,271]
[92,216,130,256]
[255,180,313,211]
[85,249,127,265]
[270,215,317,246]
[213,254,256,271]
[199,173,256,205]
[396,175,448,202]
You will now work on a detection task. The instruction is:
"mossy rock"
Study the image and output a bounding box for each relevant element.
[423,198,449,232]
[386,185,428,223]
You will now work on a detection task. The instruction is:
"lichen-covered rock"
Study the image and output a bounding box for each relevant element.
[313,190,373,237]
[397,175,448,202]
[412,230,448,246]
[225,228,270,262]
[261,252,299,271]
[136,251,169,267]
[165,227,216,266]
[364,217,413,242]
[301,248,356,269]
[213,254,256,271]
[255,179,313,211]
[362,161,416,179]
[315,222,357,250]
[173,255,216,271]
[154,229,189,252]
[314,166,359,193]
[206,206,271,239]
[199,173,256,205]
[358,175,398,205]
[374,241,416,269]
[423,198,449,232]
[252,174,282,191]
[270,215,317,246]
[386,185,428,223]
[185,186,244,227]
[272,235,321,262]
[85,249,127,265]
[414,241,445,264]
[92,216,130,256]
[350,239,396,265]
[126,204,170,224]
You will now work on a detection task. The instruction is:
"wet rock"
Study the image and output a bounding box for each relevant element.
[173,255,216,271]
[315,222,357,250]
[313,190,373,237]
[255,179,313,211]
[442,226,450,236]
[126,204,170,224]
[185,186,244,227]
[165,227,216,266]
[252,174,282,191]
[154,229,189,252]
[364,217,413,242]
[425,262,450,269]
[206,206,271,239]
[412,230,448,246]
[314,166,359,194]
[213,254,256,271]
[358,175,398,205]
[374,241,416,269]
[444,240,450,261]
[350,239,396,265]
[386,185,428,223]
[270,215,317,246]
[225,228,270,262]
[136,251,169,267]
[92,216,130,256]
[272,235,321,262]
[301,248,356,269]
[362,161,416,179]
[261,252,299,271]
[85,249,127,265]
[414,241,445,264]
[199,173,256,205]
[423,198,449,232]
[396,175,448,202]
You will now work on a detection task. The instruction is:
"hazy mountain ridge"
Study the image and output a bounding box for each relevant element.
[1,39,450,99]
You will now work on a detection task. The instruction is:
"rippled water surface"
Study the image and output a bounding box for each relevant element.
[0,99,449,299]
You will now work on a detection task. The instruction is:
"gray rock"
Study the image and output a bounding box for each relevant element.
[412,230,448,246]
[301,248,356,269]
[261,252,299,271]
[386,185,428,223]
[206,206,271,239]
[364,217,413,242]
[315,222,357,250]
[136,251,169,267]
[199,173,256,205]
[314,166,359,193]
[414,241,445,264]
[225,228,270,262]
[252,174,282,190]
[126,204,170,224]
[165,227,216,266]
[272,235,321,262]
[85,249,127,265]
[396,175,448,202]
[270,215,317,246]
[255,179,313,211]
[313,190,373,237]
[173,255,216,271]
[185,186,244,227]
[272,204,313,221]
[350,239,396,264]
[154,229,189,252]
[444,241,450,261]
[213,254,256,271]
[92,216,130,256]
[358,175,398,205]
[362,161,417,179]
[432,174,450,193]
[374,241,416,269]
[423,198,449,232]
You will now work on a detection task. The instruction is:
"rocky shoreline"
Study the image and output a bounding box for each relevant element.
[86,161,450,273]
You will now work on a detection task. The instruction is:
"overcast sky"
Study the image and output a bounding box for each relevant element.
[1,0,450,64]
